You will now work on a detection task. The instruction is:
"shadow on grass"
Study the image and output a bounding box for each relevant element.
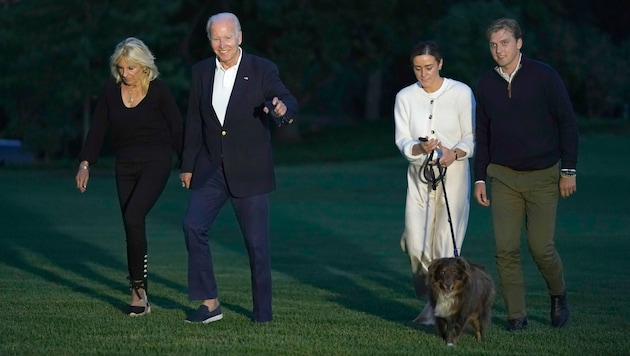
[183,159,427,326]
[0,159,511,336]
[271,221,416,322]
[0,170,188,314]
[0,203,126,309]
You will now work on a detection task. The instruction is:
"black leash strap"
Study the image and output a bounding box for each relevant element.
[440,169,459,257]
[419,151,459,257]
[420,151,445,190]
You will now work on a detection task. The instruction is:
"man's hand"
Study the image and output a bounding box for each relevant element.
[559,176,576,198]
[180,172,192,189]
[474,182,491,207]
[263,97,287,117]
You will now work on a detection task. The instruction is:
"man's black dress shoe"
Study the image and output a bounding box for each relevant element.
[507,317,528,331]
[551,292,569,328]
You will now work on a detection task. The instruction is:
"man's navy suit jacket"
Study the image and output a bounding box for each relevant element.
[181,51,298,198]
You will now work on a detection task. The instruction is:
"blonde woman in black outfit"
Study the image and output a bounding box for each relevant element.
[75,37,183,316]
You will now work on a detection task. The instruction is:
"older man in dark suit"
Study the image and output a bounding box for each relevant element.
[180,12,298,324]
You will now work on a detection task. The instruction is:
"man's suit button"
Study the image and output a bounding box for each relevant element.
[221,130,227,136]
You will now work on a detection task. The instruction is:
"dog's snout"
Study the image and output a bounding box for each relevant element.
[439,268,459,293]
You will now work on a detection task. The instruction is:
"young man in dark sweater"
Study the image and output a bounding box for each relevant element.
[474,18,578,332]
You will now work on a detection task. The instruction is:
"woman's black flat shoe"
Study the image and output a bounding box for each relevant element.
[128,278,151,317]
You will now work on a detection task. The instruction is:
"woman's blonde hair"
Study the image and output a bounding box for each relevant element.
[109,37,159,93]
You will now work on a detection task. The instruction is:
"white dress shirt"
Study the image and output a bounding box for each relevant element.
[212,48,242,126]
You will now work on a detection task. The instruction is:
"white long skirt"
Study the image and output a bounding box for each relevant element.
[400,159,470,276]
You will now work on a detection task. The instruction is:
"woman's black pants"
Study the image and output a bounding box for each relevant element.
[115,158,172,288]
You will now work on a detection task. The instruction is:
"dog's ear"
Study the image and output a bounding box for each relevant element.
[456,257,470,270]
[428,259,441,279]
[456,257,472,277]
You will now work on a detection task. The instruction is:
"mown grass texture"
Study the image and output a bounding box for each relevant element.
[0,132,629,355]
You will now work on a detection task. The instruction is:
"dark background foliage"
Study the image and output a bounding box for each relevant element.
[0,0,628,161]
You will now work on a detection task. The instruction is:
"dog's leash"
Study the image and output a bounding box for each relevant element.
[419,150,459,257]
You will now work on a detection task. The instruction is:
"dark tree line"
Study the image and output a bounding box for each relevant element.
[0,0,627,160]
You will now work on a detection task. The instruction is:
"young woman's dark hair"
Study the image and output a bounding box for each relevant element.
[410,40,443,64]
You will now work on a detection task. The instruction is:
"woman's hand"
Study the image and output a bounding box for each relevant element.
[75,161,89,193]
[438,145,458,167]
[413,137,440,156]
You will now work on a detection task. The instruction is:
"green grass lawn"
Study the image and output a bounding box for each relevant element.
[0,130,629,355]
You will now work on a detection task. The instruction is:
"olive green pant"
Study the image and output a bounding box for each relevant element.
[487,163,566,320]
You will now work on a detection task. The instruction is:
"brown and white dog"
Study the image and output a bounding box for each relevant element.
[427,257,495,346]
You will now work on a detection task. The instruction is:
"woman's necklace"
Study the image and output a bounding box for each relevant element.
[124,85,139,105]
